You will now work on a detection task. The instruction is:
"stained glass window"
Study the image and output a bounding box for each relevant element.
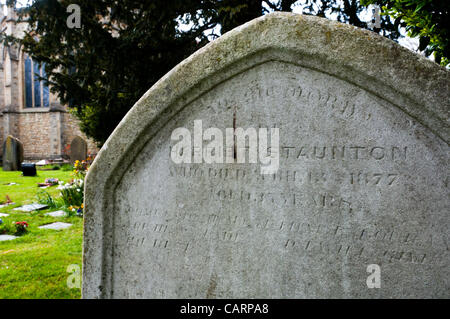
[42,64,50,107]
[24,56,33,108]
[33,60,41,107]
[23,55,50,108]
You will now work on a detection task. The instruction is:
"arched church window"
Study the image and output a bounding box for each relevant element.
[24,54,50,108]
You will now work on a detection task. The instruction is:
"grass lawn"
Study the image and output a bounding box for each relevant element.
[0,167,82,299]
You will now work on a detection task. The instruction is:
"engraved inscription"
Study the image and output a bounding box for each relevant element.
[110,60,449,298]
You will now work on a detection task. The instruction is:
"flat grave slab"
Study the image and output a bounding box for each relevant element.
[13,203,49,212]
[45,210,67,217]
[0,235,18,241]
[38,222,72,230]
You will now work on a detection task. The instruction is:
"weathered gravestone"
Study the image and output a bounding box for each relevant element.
[70,136,87,164]
[2,135,24,171]
[83,13,449,298]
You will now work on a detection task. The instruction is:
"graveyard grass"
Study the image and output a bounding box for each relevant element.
[0,168,82,299]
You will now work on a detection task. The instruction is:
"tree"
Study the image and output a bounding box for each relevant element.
[362,0,449,66]
[1,0,405,145]
[2,0,212,145]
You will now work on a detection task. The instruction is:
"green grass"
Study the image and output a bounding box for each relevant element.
[0,168,82,299]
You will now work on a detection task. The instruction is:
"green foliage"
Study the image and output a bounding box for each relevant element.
[36,189,59,209]
[37,187,82,217]
[59,180,84,208]
[36,160,89,216]
[14,221,29,235]
[0,220,16,235]
[72,159,90,180]
[61,164,74,172]
[0,217,29,237]
[362,0,449,66]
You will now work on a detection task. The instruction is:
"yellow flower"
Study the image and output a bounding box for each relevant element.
[81,204,84,209]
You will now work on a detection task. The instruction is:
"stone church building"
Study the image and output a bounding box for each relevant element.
[0,5,97,161]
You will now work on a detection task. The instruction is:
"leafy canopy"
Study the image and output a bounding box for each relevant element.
[362,0,449,66]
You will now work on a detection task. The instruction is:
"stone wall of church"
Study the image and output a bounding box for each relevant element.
[0,6,98,162]
[0,129,3,155]
[0,110,97,160]
[16,111,52,159]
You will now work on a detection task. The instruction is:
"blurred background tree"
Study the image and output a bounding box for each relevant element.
[362,0,449,66]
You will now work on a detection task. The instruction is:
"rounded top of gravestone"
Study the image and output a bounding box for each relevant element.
[5,135,20,142]
[83,12,449,298]
[3,135,23,148]
[71,136,86,144]
[87,12,449,197]
[92,13,448,174]
[70,136,87,163]
[3,135,23,171]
